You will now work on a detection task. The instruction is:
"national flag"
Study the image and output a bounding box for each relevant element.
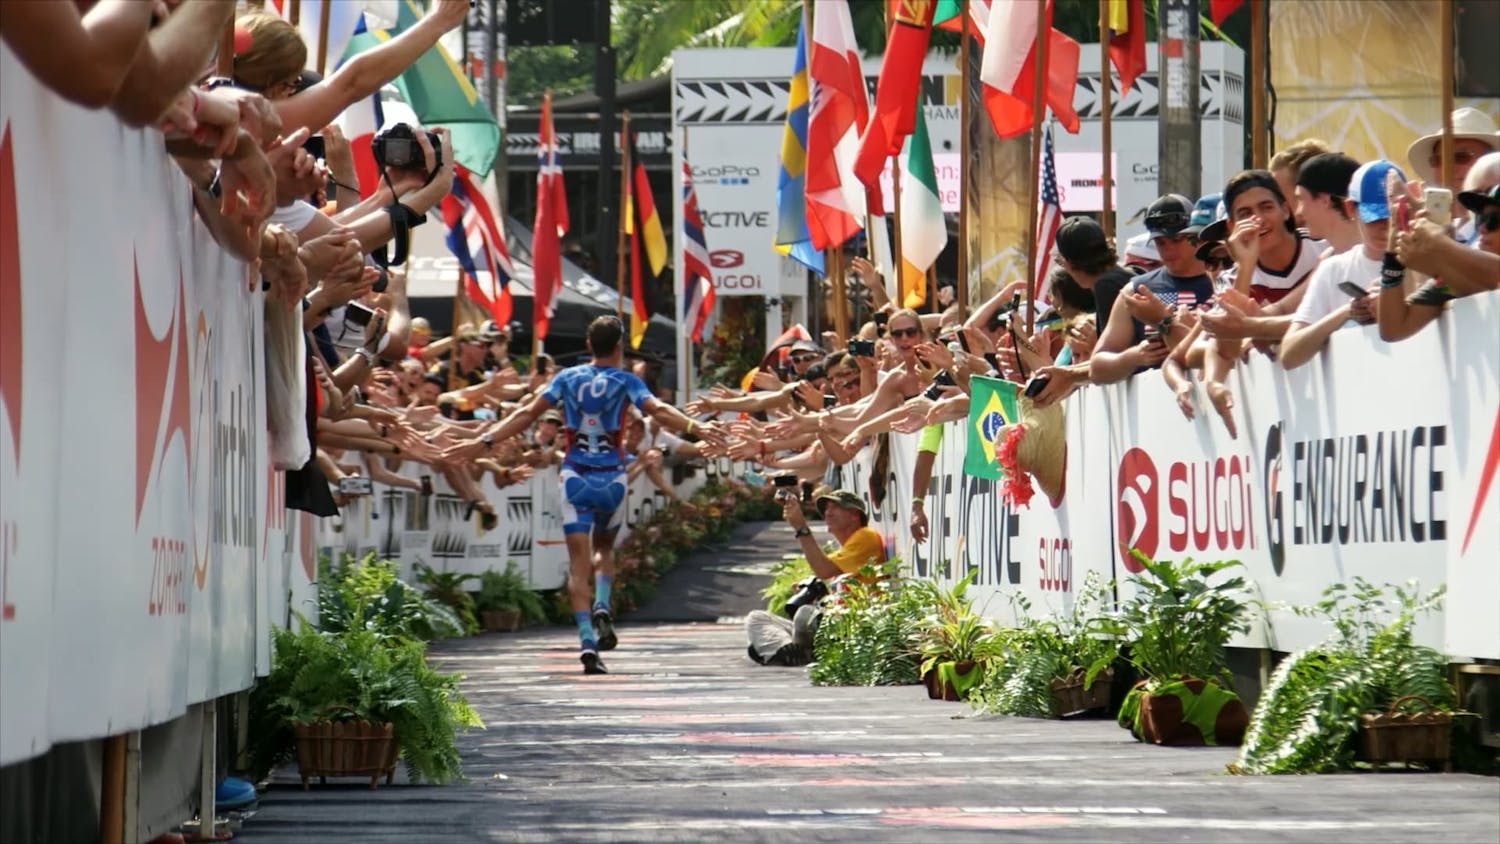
[854,0,936,188]
[441,164,514,327]
[681,158,715,343]
[624,132,664,349]
[965,375,1020,480]
[899,99,946,309]
[805,0,870,250]
[935,0,991,42]
[1107,0,1147,91]
[979,0,1080,139]
[774,11,825,274]
[267,0,363,72]
[1209,0,1246,25]
[532,90,568,341]
[1031,123,1060,302]
[341,0,501,177]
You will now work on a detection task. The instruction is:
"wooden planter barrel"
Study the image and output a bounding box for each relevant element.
[293,717,399,789]
[481,609,522,633]
[1050,668,1115,717]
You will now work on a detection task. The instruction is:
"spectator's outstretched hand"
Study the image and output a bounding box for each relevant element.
[692,420,730,449]
[751,369,784,392]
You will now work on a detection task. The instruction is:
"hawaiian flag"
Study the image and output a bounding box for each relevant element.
[1031,123,1060,302]
[680,158,715,343]
[442,165,514,326]
[532,90,569,341]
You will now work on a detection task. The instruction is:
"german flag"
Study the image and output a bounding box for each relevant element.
[626,132,666,348]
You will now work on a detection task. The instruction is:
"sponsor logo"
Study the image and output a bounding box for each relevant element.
[1116,448,1159,570]
[713,273,763,291]
[691,164,759,185]
[1264,421,1286,574]
[701,210,769,229]
[1282,424,1447,547]
[1116,446,1257,572]
[709,249,744,269]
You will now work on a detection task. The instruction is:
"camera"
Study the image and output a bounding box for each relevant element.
[302,134,325,162]
[371,123,442,170]
[986,292,1023,331]
[923,369,956,401]
[772,473,799,489]
[1023,375,1050,398]
[848,339,876,357]
[873,311,889,337]
[338,476,373,496]
[344,302,375,328]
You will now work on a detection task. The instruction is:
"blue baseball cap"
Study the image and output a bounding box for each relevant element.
[1347,159,1406,223]
[1184,193,1223,236]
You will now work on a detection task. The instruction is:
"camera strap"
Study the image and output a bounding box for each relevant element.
[372,201,427,268]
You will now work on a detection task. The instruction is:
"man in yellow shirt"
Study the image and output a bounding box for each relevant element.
[746,488,888,666]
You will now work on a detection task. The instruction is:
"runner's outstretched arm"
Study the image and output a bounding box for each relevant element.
[440,393,554,463]
[641,398,729,448]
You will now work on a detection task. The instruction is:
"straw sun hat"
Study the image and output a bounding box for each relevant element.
[996,397,1066,509]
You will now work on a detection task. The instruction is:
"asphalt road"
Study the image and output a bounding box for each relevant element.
[236,523,1500,843]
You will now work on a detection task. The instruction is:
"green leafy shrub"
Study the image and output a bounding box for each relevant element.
[415,564,480,635]
[317,553,464,641]
[762,554,815,613]
[1235,580,1455,774]
[475,562,549,623]
[809,558,939,687]
[1112,551,1251,688]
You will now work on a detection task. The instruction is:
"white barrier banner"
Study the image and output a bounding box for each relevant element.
[0,50,283,765]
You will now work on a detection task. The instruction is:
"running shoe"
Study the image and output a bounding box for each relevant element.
[580,649,608,675]
[592,607,618,651]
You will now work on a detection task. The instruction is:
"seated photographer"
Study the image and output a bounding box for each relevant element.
[745,488,888,666]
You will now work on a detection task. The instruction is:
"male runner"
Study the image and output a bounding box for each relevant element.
[453,316,725,673]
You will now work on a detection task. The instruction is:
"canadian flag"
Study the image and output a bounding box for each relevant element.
[804,0,870,251]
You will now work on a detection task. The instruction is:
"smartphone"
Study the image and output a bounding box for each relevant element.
[344,302,375,328]
[1338,281,1368,299]
[848,339,876,357]
[923,369,956,401]
[303,134,326,162]
[371,266,389,294]
[873,312,889,337]
[338,476,373,495]
[1423,187,1453,228]
[823,394,837,408]
[772,473,799,489]
[1023,375,1050,398]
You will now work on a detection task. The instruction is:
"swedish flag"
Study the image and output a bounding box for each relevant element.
[965,375,1020,480]
[774,10,824,275]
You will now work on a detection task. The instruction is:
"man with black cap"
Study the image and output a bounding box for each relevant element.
[1089,194,1212,384]
[1054,216,1134,335]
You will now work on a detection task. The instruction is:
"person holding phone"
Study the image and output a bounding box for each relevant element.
[1280,159,1402,369]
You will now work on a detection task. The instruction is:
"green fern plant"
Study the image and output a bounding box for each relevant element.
[414,564,481,635]
[809,558,934,687]
[475,562,549,623]
[762,554,816,613]
[1235,580,1455,774]
[1112,552,1250,688]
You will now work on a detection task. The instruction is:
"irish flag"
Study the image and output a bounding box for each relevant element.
[899,101,945,309]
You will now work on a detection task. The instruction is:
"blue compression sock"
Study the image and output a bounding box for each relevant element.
[574,611,597,650]
[594,574,613,612]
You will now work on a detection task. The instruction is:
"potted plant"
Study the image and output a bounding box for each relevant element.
[475,562,548,632]
[414,564,480,636]
[969,574,1120,719]
[1110,552,1252,747]
[1235,580,1457,774]
[915,572,998,701]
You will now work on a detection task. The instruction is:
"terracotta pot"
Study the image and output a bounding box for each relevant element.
[293,718,397,789]
[481,609,522,633]
[1137,678,1249,747]
[922,660,978,701]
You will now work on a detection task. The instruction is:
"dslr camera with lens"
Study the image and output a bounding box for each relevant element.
[371,123,442,170]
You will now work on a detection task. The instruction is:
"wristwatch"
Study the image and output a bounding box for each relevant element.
[794,526,813,539]
[1156,313,1174,337]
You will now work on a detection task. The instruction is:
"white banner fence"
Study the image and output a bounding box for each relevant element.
[2,50,1494,770]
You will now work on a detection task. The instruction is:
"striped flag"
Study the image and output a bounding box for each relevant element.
[979,0,1080,139]
[681,158,715,343]
[1031,123,1060,302]
[441,165,514,327]
[532,91,568,341]
[625,132,665,349]
[1107,0,1147,91]
[774,11,825,274]
[899,98,945,309]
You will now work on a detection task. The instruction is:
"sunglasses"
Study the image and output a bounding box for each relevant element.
[1478,210,1500,231]
[1427,149,1480,168]
[1145,211,1190,232]
[1204,254,1232,270]
[888,326,922,339]
[790,353,819,364]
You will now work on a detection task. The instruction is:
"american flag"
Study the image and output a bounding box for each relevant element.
[1155,288,1198,310]
[1031,122,1061,303]
[441,165,514,326]
[680,158,715,343]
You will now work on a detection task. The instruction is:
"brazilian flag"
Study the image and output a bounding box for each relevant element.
[964,375,1020,481]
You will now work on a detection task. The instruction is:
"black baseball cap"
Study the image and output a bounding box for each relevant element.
[1296,152,1361,201]
[1144,194,1195,237]
[1056,216,1109,263]
[1458,183,1500,213]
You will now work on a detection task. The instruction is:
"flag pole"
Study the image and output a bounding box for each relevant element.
[679,127,693,404]
[956,9,970,322]
[1024,0,1051,334]
[449,267,465,392]
[830,247,849,343]
[1249,0,1267,168]
[216,18,234,76]
[1440,0,1455,188]
[891,156,904,309]
[315,0,332,76]
[927,265,938,314]
[1099,0,1114,242]
[288,0,300,26]
[616,111,632,319]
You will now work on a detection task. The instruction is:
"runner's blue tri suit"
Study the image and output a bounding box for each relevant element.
[540,364,655,535]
